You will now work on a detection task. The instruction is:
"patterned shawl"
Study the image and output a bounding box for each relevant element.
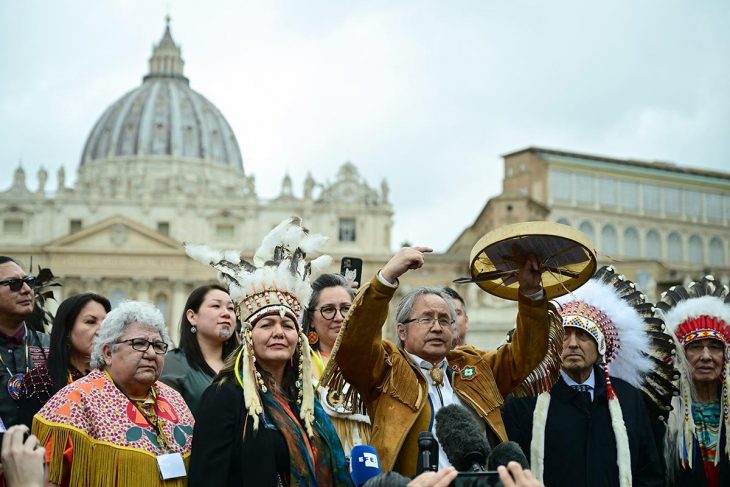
[262,391,352,486]
[32,369,194,487]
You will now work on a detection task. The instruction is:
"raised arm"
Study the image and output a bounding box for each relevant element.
[335,247,432,401]
[483,255,551,395]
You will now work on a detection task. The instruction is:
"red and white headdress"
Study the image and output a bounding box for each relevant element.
[529,266,677,487]
[657,276,730,469]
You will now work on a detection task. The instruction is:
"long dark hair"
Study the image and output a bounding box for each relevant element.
[302,273,355,351]
[216,317,302,401]
[48,293,111,394]
[178,284,239,377]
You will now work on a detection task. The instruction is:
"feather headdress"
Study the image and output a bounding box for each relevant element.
[529,266,677,487]
[657,275,730,471]
[185,216,332,436]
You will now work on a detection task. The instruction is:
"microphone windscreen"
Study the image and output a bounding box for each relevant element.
[351,445,382,486]
[487,441,529,470]
[435,404,490,471]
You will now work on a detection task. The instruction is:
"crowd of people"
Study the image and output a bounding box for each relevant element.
[0,216,728,487]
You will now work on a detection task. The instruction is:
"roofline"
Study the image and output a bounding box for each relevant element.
[502,146,730,181]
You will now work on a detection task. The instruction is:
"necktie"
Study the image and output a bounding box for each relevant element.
[570,384,592,404]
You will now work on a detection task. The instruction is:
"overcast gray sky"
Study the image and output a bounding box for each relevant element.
[1,1,728,252]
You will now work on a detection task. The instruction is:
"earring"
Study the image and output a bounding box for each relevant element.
[307,330,319,346]
[190,324,197,334]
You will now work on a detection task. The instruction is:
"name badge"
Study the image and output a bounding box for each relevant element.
[157,452,186,480]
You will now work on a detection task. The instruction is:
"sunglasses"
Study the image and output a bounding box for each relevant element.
[0,276,37,292]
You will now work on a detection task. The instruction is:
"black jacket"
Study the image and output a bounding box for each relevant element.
[503,367,664,487]
[189,380,289,487]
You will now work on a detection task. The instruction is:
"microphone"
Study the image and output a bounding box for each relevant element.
[435,404,490,472]
[350,445,382,486]
[486,441,529,470]
[416,431,439,475]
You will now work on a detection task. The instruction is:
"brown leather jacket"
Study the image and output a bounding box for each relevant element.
[335,275,551,477]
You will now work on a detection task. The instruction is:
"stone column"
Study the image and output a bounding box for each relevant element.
[133,279,151,302]
[170,281,188,345]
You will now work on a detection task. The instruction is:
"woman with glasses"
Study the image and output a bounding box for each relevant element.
[19,293,111,428]
[161,284,238,416]
[303,273,371,456]
[32,301,194,487]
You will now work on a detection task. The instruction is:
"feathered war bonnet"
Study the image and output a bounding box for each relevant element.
[657,276,730,469]
[529,266,677,487]
[185,217,332,436]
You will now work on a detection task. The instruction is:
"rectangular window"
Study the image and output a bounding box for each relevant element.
[338,218,357,242]
[665,187,681,215]
[684,190,701,219]
[216,224,234,239]
[549,169,572,202]
[620,181,639,210]
[70,219,82,234]
[598,177,616,207]
[3,219,23,234]
[157,222,170,236]
[707,193,722,221]
[575,173,594,204]
[642,184,660,213]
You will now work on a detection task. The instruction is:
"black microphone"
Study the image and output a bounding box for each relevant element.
[416,431,439,475]
[486,441,529,470]
[435,404,490,472]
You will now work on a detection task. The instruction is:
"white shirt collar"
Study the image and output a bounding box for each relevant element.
[560,368,595,390]
[405,350,448,372]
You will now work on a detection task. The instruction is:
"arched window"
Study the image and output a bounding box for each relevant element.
[155,293,169,326]
[623,227,640,258]
[556,217,571,226]
[601,225,618,256]
[688,235,704,264]
[578,221,595,243]
[667,232,682,262]
[709,237,725,266]
[646,230,661,260]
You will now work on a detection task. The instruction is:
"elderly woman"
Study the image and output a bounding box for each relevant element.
[303,273,371,456]
[19,293,111,427]
[32,301,194,487]
[187,218,352,487]
[659,276,730,487]
[161,284,238,415]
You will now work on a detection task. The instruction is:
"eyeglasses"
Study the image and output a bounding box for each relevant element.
[118,338,168,354]
[402,316,454,329]
[315,305,351,320]
[0,276,36,292]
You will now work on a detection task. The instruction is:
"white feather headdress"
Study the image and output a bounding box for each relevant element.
[530,266,677,486]
[185,216,331,435]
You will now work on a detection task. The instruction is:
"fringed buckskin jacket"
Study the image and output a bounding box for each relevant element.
[334,275,551,477]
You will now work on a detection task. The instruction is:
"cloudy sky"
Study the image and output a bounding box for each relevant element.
[1,1,728,252]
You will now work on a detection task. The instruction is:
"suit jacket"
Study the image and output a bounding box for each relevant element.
[503,367,664,487]
[335,274,551,477]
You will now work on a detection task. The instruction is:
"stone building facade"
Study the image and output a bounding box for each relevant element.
[0,21,393,340]
[446,147,730,347]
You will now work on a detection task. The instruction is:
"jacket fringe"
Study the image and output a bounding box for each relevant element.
[376,353,423,411]
[33,416,190,487]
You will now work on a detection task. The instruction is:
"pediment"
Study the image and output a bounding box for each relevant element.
[44,215,182,253]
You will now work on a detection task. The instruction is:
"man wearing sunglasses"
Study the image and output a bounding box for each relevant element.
[0,257,50,430]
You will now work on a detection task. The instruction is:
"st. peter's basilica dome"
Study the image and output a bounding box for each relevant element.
[80,20,243,173]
